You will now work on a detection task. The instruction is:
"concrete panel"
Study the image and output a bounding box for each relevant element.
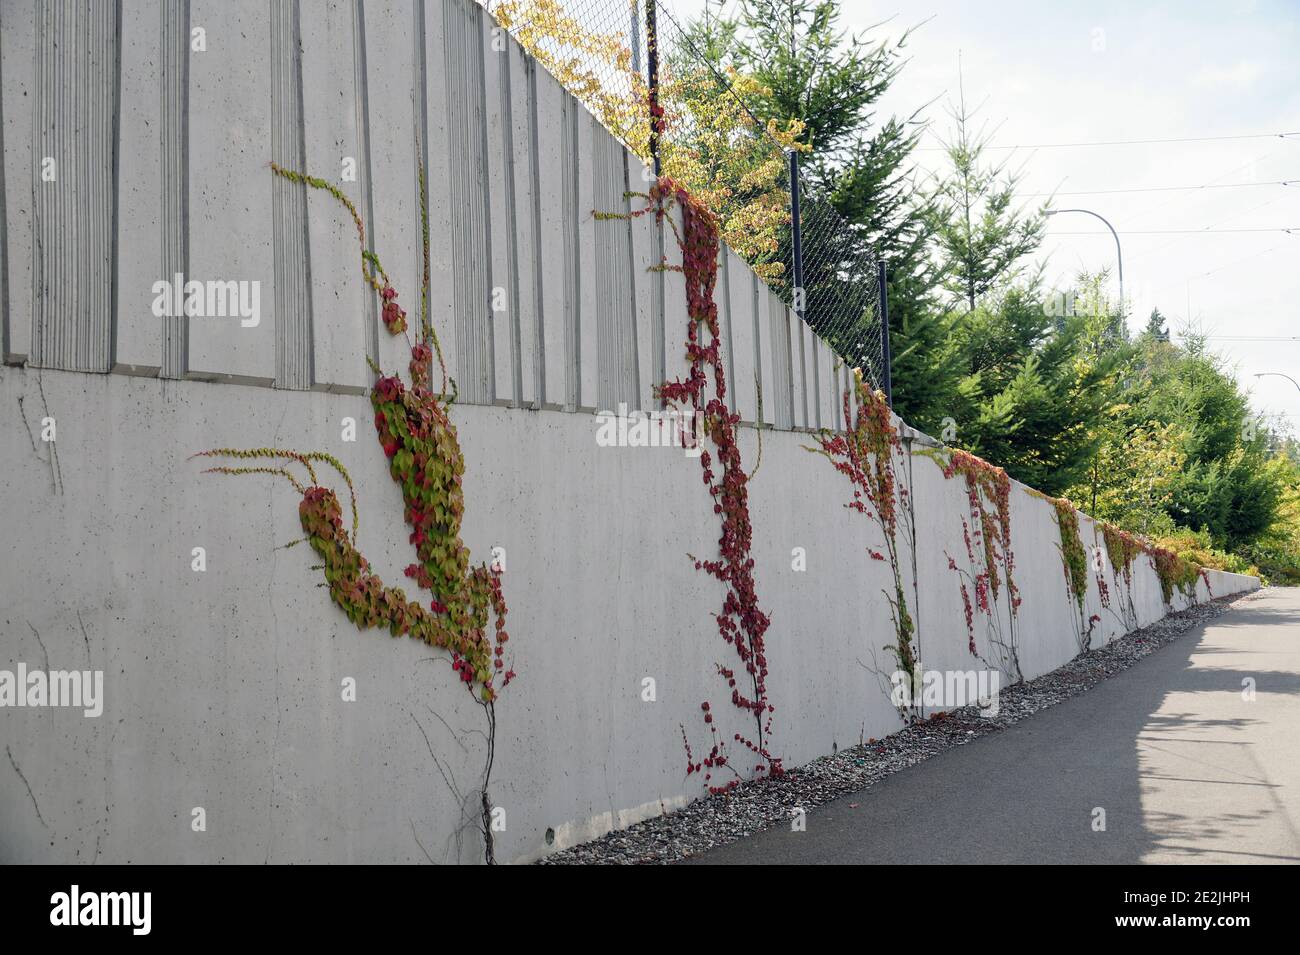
[628,159,659,413]
[507,39,540,409]
[480,5,514,406]
[30,0,118,373]
[559,92,581,411]
[299,0,371,393]
[753,272,774,428]
[797,317,815,429]
[660,204,691,400]
[187,0,275,384]
[422,0,455,394]
[533,66,565,410]
[575,115,598,412]
[715,240,736,416]
[442,0,493,403]
[270,0,314,391]
[789,309,807,430]
[159,0,187,378]
[0,0,37,364]
[726,249,758,424]
[843,360,857,424]
[811,335,832,428]
[591,124,636,412]
[766,290,793,430]
[813,336,833,431]
[360,0,423,383]
[114,0,165,375]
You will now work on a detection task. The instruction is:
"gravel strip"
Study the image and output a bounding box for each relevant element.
[538,591,1259,864]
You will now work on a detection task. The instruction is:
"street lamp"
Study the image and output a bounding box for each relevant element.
[1251,374,1300,457]
[1254,372,1300,393]
[1045,208,1124,311]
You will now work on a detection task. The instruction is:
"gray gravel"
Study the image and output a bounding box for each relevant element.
[537,592,1258,865]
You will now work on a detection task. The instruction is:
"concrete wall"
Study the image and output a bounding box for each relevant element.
[0,0,1260,864]
[0,365,1260,864]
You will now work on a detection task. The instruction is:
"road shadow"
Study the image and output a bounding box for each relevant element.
[690,590,1300,864]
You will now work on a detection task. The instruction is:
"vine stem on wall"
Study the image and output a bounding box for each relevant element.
[600,177,781,790]
[198,162,509,862]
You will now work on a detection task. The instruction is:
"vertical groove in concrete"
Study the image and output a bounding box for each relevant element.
[499,31,523,407]
[769,299,793,429]
[1,6,11,362]
[159,0,189,378]
[270,0,313,390]
[472,2,495,404]
[525,57,545,408]
[621,151,640,408]
[719,244,735,414]
[750,272,762,423]
[560,95,580,411]
[810,323,822,429]
[445,0,492,405]
[798,320,809,428]
[351,0,378,365]
[107,0,121,369]
[593,129,634,411]
[31,0,119,373]
[652,214,665,406]
[413,0,429,354]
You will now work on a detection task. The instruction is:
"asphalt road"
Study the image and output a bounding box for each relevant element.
[693,587,1300,864]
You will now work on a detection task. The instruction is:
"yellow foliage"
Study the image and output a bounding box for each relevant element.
[493,0,802,280]
[1153,530,1253,576]
[1073,420,1186,535]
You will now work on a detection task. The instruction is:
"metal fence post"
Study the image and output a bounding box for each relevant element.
[630,0,642,74]
[877,260,892,408]
[645,0,661,177]
[789,149,805,324]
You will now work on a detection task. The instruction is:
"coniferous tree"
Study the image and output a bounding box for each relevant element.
[726,1,942,413]
[928,71,1046,312]
[1143,307,1171,341]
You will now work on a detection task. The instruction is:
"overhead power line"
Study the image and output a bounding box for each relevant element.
[1023,179,1294,197]
[1050,227,1299,235]
[1195,335,1300,342]
[919,130,1300,150]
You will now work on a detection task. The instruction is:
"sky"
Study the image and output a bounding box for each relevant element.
[660,0,1300,431]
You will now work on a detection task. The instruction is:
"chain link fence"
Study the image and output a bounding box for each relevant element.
[482,0,888,392]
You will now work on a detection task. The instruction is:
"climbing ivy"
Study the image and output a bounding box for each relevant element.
[1100,517,1208,611]
[199,162,509,862]
[1150,544,1206,606]
[1043,496,1100,654]
[811,369,922,720]
[1100,522,1142,630]
[921,446,1023,683]
[601,177,781,792]
[1050,497,1089,609]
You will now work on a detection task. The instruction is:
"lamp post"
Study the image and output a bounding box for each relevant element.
[1050,207,1125,517]
[1250,374,1298,457]
[1254,371,1300,393]
[1045,208,1124,311]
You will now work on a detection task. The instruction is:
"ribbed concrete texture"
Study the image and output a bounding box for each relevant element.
[2,0,824,420]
